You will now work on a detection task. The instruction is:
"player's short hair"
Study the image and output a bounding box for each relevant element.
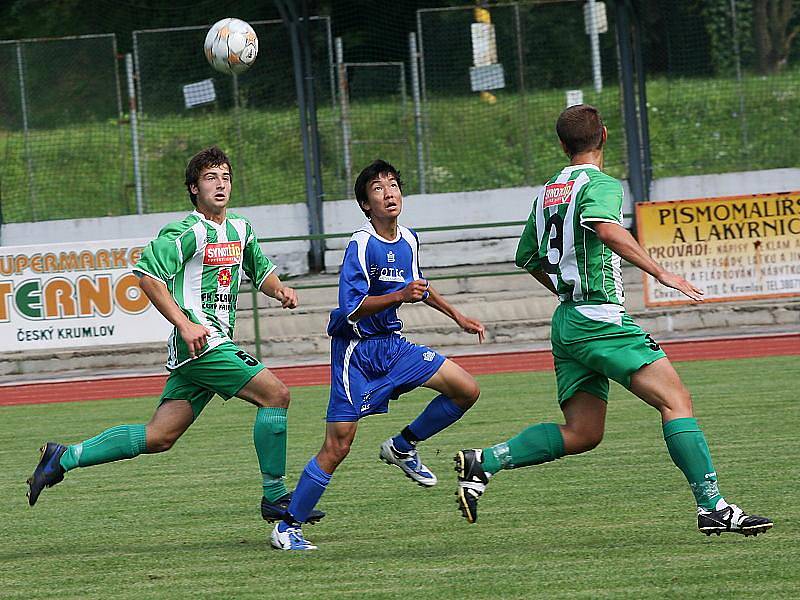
[354,159,404,218]
[556,104,605,157]
[185,146,233,206]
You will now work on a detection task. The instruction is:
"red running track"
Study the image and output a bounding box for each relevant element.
[1,333,797,407]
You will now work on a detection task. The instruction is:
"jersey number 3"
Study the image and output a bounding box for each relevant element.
[543,213,564,274]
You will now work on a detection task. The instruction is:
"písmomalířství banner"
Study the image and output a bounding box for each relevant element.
[0,239,172,352]
[636,191,800,307]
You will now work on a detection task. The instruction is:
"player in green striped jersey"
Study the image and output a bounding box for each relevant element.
[455,105,772,537]
[27,147,324,526]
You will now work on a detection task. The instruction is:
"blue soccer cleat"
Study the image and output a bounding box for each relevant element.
[270,522,318,551]
[379,438,437,487]
[27,442,67,506]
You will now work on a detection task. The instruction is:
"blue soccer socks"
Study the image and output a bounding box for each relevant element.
[393,394,466,452]
[286,457,332,524]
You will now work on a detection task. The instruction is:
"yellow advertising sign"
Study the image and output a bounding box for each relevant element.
[636,191,800,306]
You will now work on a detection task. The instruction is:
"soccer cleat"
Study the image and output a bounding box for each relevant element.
[379,438,437,487]
[454,449,490,524]
[697,503,773,537]
[270,522,318,551]
[260,492,326,524]
[26,442,67,507]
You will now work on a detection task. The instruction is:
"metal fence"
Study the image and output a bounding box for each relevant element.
[131,17,336,214]
[1,2,799,227]
[0,34,127,224]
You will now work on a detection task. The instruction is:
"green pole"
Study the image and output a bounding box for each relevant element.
[250,285,262,362]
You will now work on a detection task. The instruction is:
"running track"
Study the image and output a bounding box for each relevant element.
[1,333,797,407]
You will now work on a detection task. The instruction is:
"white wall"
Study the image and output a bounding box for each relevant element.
[3,168,798,275]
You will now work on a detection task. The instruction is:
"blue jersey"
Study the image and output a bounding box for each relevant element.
[327,222,426,339]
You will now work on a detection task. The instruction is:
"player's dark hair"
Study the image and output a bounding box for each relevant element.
[354,159,404,218]
[185,146,233,206]
[556,104,605,157]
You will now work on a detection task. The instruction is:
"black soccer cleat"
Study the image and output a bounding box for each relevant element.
[260,492,326,524]
[697,504,773,537]
[454,449,490,524]
[26,442,67,507]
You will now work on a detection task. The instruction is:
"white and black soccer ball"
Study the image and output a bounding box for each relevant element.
[204,18,258,75]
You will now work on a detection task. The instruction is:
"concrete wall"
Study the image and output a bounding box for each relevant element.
[3,168,798,275]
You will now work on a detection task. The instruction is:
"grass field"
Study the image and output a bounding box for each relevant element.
[1,356,797,599]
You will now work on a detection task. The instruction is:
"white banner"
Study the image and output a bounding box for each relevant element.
[0,238,172,352]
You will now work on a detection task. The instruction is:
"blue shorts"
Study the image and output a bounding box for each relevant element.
[326,334,446,422]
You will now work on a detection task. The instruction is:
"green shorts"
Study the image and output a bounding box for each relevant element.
[159,341,265,418]
[551,302,666,405]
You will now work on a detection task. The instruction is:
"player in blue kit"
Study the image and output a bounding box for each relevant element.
[270,159,486,550]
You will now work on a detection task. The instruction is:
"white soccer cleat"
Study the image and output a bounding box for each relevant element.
[270,523,318,551]
[379,438,438,487]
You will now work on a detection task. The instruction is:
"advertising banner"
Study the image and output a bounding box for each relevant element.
[0,239,171,352]
[636,191,800,307]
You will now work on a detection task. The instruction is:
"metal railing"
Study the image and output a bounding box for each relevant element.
[246,219,530,359]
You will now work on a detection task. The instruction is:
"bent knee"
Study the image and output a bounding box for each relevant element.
[563,428,603,455]
[321,439,351,465]
[254,383,291,409]
[146,433,179,453]
[454,380,480,410]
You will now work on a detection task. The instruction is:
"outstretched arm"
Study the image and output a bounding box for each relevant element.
[424,284,485,343]
[138,274,210,358]
[593,221,704,301]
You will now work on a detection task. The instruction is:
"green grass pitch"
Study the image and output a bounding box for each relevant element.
[1,356,797,599]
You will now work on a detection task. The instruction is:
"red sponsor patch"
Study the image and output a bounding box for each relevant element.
[204,241,242,266]
[217,268,232,287]
[542,181,574,208]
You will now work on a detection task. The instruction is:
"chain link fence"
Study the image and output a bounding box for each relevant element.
[642,0,800,179]
[0,34,127,224]
[132,17,335,214]
[1,2,799,226]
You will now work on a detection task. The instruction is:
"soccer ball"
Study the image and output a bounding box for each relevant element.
[204,18,258,75]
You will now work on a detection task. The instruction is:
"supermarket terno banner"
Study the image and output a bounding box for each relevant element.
[0,239,171,352]
[636,191,800,307]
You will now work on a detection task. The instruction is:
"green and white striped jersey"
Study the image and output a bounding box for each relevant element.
[515,164,625,304]
[133,210,275,369]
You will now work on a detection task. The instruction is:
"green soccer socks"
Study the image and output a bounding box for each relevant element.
[663,417,724,510]
[481,423,565,475]
[59,424,147,471]
[254,407,289,502]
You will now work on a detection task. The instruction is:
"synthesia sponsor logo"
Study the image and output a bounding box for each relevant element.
[543,181,574,208]
[204,242,242,266]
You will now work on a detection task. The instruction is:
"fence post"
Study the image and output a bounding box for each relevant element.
[408,32,426,194]
[587,0,603,93]
[335,37,353,196]
[276,0,325,272]
[615,1,646,216]
[16,42,37,220]
[125,53,144,215]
